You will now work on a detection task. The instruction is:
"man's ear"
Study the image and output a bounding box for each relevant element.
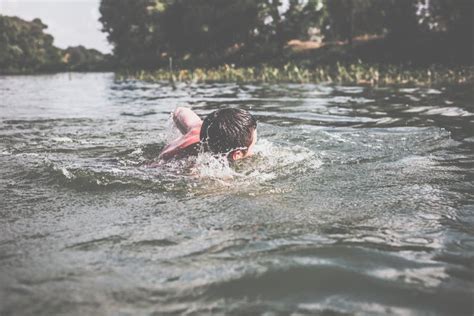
[231,150,244,161]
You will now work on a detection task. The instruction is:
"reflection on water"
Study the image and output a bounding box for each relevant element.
[0,73,473,315]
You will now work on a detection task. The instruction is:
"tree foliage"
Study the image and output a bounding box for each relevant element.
[99,0,472,67]
[2,0,472,73]
[63,46,114,71]
[99,0,164,68]
[0,15,113,73]
[0,15,63,72]
[99,0,264,67]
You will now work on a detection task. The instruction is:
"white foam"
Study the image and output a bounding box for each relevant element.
[111,168,124,175]
[60,167,75,179]
[130,148,143,156]
[52,137,73,143]
[400,88,418,93]
[426,88,442,95]
[162,108,188,143]
[154,138,323,194]
[424,107,473,117]
[192,152,239,180]
[247,139,323,180]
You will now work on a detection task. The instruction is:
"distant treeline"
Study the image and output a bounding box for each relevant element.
[99,0,473,68]
[0,15,114,74]
[1,0,472,75]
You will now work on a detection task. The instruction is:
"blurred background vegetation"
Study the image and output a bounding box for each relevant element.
[0,16,114,73]
[1,0,472,83]
[99,0,473,67]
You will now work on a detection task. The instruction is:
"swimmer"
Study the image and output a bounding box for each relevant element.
[159,107,257,161]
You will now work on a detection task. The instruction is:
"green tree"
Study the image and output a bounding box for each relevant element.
[163,0,260,61]
[0,15,63,73]
[63,46,114,71]
[100,0,262,66]
[283,0,327,40]
[322,0,413,44]
[98,0,473,67]
[99,0,168,68]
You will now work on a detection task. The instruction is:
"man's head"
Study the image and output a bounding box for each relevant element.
[200,108,257,160]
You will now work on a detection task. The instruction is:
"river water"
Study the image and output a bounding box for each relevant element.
[0,73,473,315]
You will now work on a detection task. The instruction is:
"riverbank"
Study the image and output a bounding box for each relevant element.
[116,63,473,86]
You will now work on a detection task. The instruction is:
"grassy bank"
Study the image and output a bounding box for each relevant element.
[117,63,473,86]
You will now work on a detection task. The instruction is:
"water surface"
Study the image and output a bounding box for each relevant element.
[0,73,473,315]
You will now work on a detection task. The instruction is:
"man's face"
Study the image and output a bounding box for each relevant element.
[245,129,257,157]
[230,129,257,161]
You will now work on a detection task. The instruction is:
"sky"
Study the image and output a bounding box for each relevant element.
[0,0,112,53]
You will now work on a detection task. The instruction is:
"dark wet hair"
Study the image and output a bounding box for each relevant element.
[200,108,257,156]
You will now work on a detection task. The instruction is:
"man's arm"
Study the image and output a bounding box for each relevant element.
[158,107,202,160]
[173,107,202,135]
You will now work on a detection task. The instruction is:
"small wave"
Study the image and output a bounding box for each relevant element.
[59,166,74,180]
[426,88,443,95]
[403,106,473,117]
[330,96,374,104]
[51,137,73,143]
[129,239,178,247]
[47,162,162,192]
[66,235,125,251]
[120,110,157,117]
[424,107,473,117]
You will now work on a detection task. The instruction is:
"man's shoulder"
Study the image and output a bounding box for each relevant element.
[158,128,201,160]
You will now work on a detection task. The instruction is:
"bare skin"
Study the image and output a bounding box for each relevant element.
[159,107,256,161]
[158,107,202,160]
